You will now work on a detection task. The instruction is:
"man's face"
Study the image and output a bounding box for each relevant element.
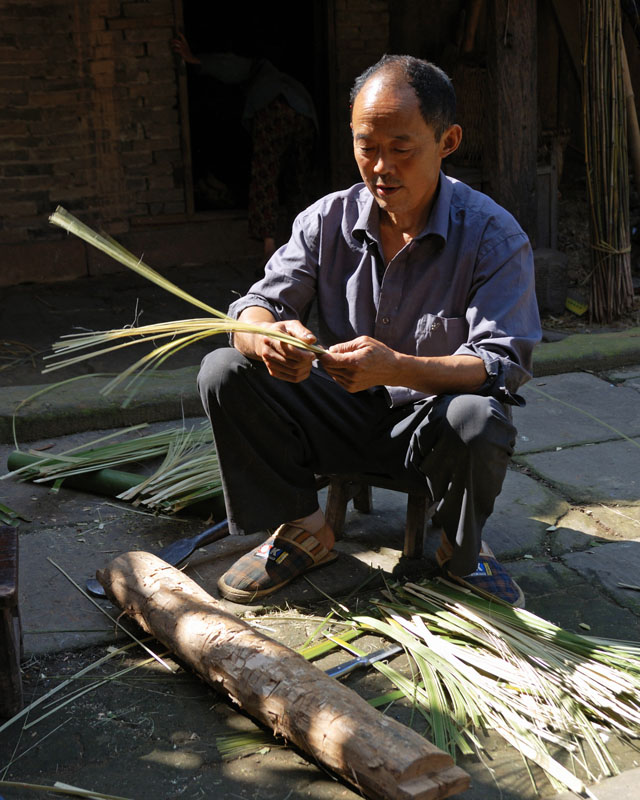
[351,75,459,226]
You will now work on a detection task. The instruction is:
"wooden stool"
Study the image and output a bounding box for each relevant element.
[0,525,23,717]
[324,475,432,558]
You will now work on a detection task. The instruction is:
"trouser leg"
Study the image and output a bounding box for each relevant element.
[197,348,396,535]
[409,393,516,576]
[198,349,516,569]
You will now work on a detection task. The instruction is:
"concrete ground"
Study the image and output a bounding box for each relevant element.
[1,262,640,799]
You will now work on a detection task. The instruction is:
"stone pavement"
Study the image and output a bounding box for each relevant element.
[1,265,640,799]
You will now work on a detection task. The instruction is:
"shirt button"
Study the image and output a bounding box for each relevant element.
[430,320,441,331]
[381,316,390,325]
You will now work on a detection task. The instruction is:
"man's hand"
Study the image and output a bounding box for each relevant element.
[322,336,488,395]
[234,308,317,383]
[321,337,400,392]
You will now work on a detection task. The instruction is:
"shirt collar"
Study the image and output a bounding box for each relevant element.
[351,171,452,246]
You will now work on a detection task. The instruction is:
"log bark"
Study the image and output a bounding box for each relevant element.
[98,552,470,800]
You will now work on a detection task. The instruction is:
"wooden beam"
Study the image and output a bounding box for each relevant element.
[485,0,538,244]
[98,551,470,800]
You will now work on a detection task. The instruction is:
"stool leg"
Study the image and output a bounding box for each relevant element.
[403,494,427,558]
[0,606,23,718]
[325,479,350,539]
[353,484,372,513]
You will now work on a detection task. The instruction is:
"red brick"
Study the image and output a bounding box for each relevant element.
[0,200,39,216]
[108,14,173,29]
[123,26,172,43]
[0,237,87,286]
[147,174,175,190]
[0,77,27,91]
[0,121,29,135]
[28,89,80,107]
[123,0,172,17]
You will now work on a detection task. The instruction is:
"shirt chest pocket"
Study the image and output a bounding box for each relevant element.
[414,314,468,357]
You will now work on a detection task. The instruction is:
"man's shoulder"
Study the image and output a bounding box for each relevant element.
[303,183,369,218]
[446,175,526,239]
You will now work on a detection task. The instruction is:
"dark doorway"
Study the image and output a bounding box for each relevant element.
[180,2,329,217]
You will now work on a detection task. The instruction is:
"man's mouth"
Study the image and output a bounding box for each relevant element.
[375,184,400,196]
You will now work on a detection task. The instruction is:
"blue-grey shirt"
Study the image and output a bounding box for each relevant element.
[229,173,542,407]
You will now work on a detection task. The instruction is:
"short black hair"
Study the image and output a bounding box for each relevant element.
[350,55,456,140]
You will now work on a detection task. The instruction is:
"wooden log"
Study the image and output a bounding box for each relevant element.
[98,552,470,800]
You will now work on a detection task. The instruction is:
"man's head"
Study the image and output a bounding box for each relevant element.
[350,55,456,141]
[350,55,461,230]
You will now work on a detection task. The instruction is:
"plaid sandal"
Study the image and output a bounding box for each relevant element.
[436,535,525,608]
[217,522,338,603]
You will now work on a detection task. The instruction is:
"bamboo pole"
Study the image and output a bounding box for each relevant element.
[582,0,634,321]
[98,552,470,800]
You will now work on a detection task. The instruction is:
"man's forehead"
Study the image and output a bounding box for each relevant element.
[351,83,434,139]
[354,69,416,106]
[353,129,413,141]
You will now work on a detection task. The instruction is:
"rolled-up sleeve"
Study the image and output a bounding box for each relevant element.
[454,231,541,404]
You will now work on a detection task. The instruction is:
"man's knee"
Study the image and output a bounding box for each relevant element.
[444,394,516,453]
[197,347,252,404]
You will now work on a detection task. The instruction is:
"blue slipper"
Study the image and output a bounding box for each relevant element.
[437,538,525,608]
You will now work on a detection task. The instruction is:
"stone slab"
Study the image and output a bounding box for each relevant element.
[603,363,640,381]
[555,768,640,800]
[481,467,569,556]
[562,538,640,616]
[515,372,640,453]
[550,505,640,555]
[517,437,640,503]
[507,559,640,638]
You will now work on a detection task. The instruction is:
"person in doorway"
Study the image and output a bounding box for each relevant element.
[198,54,541,607]
[172,34,317,261]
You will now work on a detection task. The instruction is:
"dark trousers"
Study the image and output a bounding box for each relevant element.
[197,348,517,576]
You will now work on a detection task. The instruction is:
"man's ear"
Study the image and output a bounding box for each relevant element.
[439,124,462,158]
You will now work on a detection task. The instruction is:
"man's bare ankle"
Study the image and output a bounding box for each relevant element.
[290,509,335,550]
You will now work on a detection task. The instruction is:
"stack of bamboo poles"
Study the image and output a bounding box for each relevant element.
[582,0,635,322]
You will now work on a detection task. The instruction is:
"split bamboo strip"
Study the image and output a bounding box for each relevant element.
[4,422,222,515]
[47,208,324,400]
[352,579,640,794]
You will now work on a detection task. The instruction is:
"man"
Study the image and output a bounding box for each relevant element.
[198,55,541,607]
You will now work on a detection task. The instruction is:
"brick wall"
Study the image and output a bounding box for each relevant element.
[0,0,184,250]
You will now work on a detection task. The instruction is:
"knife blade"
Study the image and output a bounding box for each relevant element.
[325,644,403,679]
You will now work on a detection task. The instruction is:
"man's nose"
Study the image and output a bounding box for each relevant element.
[373,153,393,174]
